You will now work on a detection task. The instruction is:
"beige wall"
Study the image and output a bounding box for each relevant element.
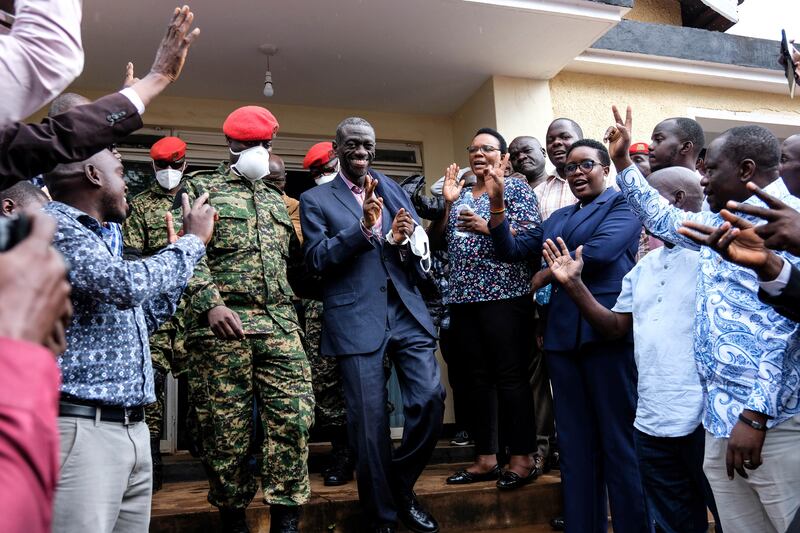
[624,0,682,25]
[493,76,553,148]
[35,90,455,181]
[451,78,496,168]
[550,71,800,145]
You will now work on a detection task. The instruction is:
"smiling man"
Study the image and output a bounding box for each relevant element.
[534,118,584,221]
[300,117,445,533]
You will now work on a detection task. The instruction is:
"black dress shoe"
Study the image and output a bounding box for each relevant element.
[446,464,501,485]
[496,465,540,490]
[269,505,299,533]
[323,455,354,486]
[219,507,250,533]
[396,492,439,533]
[550,516,566,531]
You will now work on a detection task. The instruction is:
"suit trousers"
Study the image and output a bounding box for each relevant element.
[547,341,651,533]
[704,415,800,533]
[52,417,152,533]
[338,288,446,528]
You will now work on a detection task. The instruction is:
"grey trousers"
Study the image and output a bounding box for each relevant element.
[704,415,800,533]
[52,416,152,533]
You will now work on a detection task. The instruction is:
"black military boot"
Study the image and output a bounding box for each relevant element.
[219,507,250,533]
[150,437,163,492]
[269,505,300,533]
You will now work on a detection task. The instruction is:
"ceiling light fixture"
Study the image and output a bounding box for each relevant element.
[259,44,278,98]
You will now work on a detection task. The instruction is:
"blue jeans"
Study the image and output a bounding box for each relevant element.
[634,424,722,533]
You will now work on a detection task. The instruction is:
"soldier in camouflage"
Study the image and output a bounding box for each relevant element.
[183,106,313,533]
[122,136,191,492]
[300,143,354,486]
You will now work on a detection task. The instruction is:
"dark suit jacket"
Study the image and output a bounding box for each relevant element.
[759,263,800,323]
[299,170,436,356]
[0,92,143,186]
[490,187,641,352]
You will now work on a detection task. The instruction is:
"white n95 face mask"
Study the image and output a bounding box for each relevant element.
[155,168,183,190]
[315,172,338,186]
[408,224,431,273]
[230,145,270,181]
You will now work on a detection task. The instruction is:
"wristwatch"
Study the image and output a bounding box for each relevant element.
[738,412,768,431]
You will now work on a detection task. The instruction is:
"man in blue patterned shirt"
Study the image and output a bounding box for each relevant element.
[43,149,216,533]
[607,105,800,533]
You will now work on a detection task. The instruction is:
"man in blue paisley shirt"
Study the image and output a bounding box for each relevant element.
[42,148,216,533]
[607,105,800,533]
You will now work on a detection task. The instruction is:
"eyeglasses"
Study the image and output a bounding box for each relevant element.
[153,158,185,170]
[467,144,501,155]
[564,159,605,176]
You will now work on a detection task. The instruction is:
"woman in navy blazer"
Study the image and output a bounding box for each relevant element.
[487,139,651,533]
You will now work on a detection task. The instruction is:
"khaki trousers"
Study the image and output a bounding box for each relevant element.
[52,417,152,533]
[704,415,800,533]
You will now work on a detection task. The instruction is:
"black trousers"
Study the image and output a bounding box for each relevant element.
[438,325,472,435]
[449,295,536,456]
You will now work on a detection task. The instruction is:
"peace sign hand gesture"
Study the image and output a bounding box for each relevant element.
[604,105,634,171]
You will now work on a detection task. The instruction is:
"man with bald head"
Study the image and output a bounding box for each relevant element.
[534,118,584,221]
[509,136,547,189]
[543,165,720,533]
[779,133,800,196]
[42,148,214,533]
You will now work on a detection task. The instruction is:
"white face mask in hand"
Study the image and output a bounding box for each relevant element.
[408,224,431,273]
[230,145,270,181]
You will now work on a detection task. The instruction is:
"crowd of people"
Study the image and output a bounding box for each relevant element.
[3,2,800,533]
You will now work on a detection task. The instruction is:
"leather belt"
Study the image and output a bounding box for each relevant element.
[59,401,145,426]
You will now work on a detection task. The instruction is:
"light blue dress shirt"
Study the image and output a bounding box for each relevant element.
[617,165,800,438]
[612,245,703,437]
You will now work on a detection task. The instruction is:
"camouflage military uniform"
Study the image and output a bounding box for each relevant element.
[184,162,314,510]
[123,180,188,439]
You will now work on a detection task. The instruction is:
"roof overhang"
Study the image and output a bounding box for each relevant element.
[75,0,630,115]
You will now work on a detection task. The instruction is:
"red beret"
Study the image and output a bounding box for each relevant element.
[223,106,279,141]
[303,142,336,169]
[629,142,649,155]
[150,136,186,162]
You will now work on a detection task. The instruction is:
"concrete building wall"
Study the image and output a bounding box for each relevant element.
[492,76,554,149]
[549,71,800,145]
[450,78,497,168]
[624,0,682,25]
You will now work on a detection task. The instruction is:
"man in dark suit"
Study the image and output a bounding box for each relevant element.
[300,117,445,533]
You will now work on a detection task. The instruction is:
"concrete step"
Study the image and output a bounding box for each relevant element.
[150,463,563,532]
[163,439,478,483]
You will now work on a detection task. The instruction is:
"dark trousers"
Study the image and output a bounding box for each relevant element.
[634,425,722,533]
[338,291,446,528]
[438,325,472,435]
[450,295,536,456]
[547,341,652,533]
[529,337,555,459]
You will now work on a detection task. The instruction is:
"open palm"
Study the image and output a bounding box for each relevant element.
[543,238,584,285]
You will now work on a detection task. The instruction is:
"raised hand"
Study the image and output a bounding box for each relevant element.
[677,210,785,280]
[151,5,201,82]
[604,105,633,170]
[391,208,415,243]
[542,237,584,286]
[180,192,217,245]
[726,182,800,256]
[362,175,383,229]
[442,163,463,204]
[484,153,510,205]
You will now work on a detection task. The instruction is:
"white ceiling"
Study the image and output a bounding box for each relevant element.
[77,0,626,115]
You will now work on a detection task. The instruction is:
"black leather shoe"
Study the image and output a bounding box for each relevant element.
[219,507,250,533]
[445,464,501,485]
[550,516,566,531]
[323,454,354,486]
[396,492,439,533]
[269,505,299,533]
[496,465,540,490]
